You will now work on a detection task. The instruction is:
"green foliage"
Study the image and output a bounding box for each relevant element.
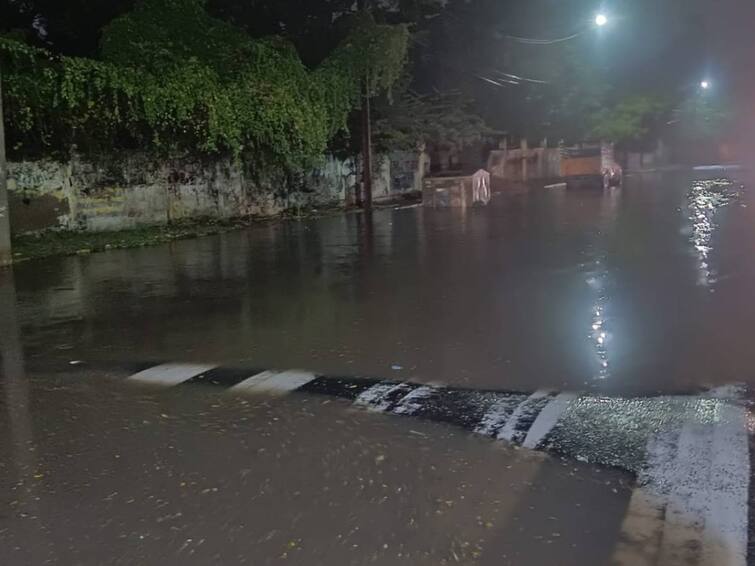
[101,0,253,74]
[372,78,492,152]
[0,0,409,168]
[319,13,409,99]
[590,95,670,145]
[11,218,242,262]
[523,43,609,143]
[673,93,731,142]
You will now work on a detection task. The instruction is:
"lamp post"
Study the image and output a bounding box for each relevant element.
[0,63,12,267]
[357,0,373,210]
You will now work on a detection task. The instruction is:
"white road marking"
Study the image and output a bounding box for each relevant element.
[497,390,552,442]
[124,364,752,566]
[612,487,666,566]
[245,370,317,395]
[230,370,316,395]
[613,427,680,566]
[701,404,749,566]
[656,420,711,565]
[521,392,578,449]
[355,382,413,412]
[474,396,524,436]
[128,363,216,386]
[230,370,280,392]
[614,400,750,566]
[392,386,436,416]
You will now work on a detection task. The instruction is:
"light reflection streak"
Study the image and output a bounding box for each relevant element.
[590,293,610,379]
[588,187,621,380]
[687,178,739,286]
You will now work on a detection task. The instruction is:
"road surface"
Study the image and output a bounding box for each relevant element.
[10,170,755,395]
[1,169,754,564]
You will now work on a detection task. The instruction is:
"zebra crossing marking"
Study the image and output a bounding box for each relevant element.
[230,370,317,395]
[613,404,749,566]
[355,382,415,412]
[474,396,525,436]
[128,363,216,386]
[122,361,753,564]
[612,488,666,566]
[245,370,317,395]
[497,390,553,443]
[230,370,281,392]
[392,385,436,416]
[522,392,579,449]
[656,421,711,565]
[702,404,749,565]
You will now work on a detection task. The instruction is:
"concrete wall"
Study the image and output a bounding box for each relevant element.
[8,149,429,235]
[350,150,428,205]
[372,157,393,201]
[8,152,429,234]
[487,146,562,183]
[621,141,670,172]
[388,149,430,197]
[7,153,360,235]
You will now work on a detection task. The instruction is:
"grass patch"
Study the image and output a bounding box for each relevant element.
[9,196,419,263]
[11,218,249,262]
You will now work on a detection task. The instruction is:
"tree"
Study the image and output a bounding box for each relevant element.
[370,80,492,153]
[672,93,731,142]
[1,0,136,56]
[3,0,716,150]
[323,1,490,153]
[0,0,409,170]
[520,44,609,143]
[590,95,670,147]
[207,0,356,67]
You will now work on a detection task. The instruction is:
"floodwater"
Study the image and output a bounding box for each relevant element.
[1,170,753,565]
[7,170,755,394]
[0,374,632,565]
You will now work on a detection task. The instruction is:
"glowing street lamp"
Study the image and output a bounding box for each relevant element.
[504,11,610,46]
[700,80,710,90]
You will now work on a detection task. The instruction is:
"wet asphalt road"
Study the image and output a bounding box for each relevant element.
[9,169,755,394]
[0,373,633,565]
[1,170,754,564]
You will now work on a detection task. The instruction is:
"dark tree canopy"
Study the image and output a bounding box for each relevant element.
[1,0,741,154]
[1,0,409,166]
[207,0,356,67]
[2,0,136,55]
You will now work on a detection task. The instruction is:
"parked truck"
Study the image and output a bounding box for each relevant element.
[560,143,623,189]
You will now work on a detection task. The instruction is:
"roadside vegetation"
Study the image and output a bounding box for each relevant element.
[11,219,242,262]
[1,0,409,168]
[0,0,732,263]
[11,206,355,262]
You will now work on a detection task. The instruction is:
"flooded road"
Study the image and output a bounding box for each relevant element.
[0,374,634,565]
[10,170,753,394]
[2,170,754,564]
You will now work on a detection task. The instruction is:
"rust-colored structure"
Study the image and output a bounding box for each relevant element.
[560,152,602,177]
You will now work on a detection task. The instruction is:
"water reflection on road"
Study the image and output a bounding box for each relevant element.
[686,178,741,287]
[587,187,621,380]
[7,170,755,395]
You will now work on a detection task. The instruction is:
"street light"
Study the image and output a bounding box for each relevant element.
[700,80,710,90]
[505,11,609,45]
